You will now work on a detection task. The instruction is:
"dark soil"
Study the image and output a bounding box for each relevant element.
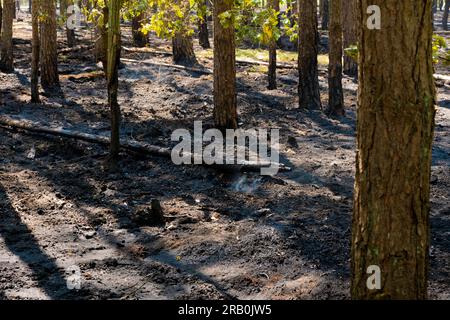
[0,13,449,300]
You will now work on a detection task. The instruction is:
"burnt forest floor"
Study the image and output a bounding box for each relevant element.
[0,13,449,299]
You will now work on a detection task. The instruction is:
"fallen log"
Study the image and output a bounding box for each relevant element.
[121,58,213,75]
[0,116,290,173]
[59,71,105,82]
[235,57,296,69]
[122,46,296,69]
[122,46,173,56]
[58,44,95,55]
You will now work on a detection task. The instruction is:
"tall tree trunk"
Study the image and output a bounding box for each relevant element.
[0,0,14,73]
[40,0,59,90]
[61,0,76,47]
[213,0,237,130]
[132,12,148,47]
[95,4,108,72]
[352,0,435,299]
[198,0,210,49]
[31,0,40,103]
[29,0,32,13]
[443,0,450,30]
[107,0,121,163]
[342,0,357,76]
[321,0,329,30]
[172,33,197,65]
[327,0,343,116]
[0,2,3,35]
[298,0,322,110]
[268,0,280,90]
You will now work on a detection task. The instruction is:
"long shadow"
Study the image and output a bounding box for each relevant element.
[0,184,71,299]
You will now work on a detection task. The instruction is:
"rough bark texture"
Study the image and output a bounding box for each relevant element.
[172,33,197,65]
[31,0,40,103]
[321,0,329,30]
[327,0,344,116]
[443,0,449,30]
[198,0,210,49]
[132,12,148,47]
[213,0,237,130]
[0,0,14,73]
[107,0,121,162]
[352,0,436,299]
[298,0,322,110]
[268,0,280,90]
[0,2,3,35]
[40,0,59,90]
[342,0,358,76]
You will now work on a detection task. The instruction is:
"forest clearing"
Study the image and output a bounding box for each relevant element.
[0,1,449,302]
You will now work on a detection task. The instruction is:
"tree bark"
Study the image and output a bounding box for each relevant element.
[198,0,210,49]
[443,0,449,30]
[268,0,280,90]
[327,0,343,116]
[40,0,59,90]
[342,0,358,76]
[31,0,40,103]
[0,0,14,73]
[321,0,329,30]
[352,0,435,299]
[107,0,121,163]
[298,0,322,110]
[172,32,197,65]
[0,2,3,35]
[132,12,148,47]
[213,0,237,130]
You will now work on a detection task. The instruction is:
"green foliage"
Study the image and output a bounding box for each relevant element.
[344,45,358,61]
[432,35,449,65]
[141,0,199,39]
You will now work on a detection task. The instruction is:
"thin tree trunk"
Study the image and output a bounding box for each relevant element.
[31,0,40,103]
[0,2,3,35]
[198,0,210,49]
[95,3,108,72]
[213,0,237,130]
[132,12,148,47]
[40,0,59,90]
[321,0,329,30]
[298,0,322,110]
[107,0,121,163]
[342,0,357,76]
[268,0,280,90]
[352,0,435,299]
[443,0,450,30]
[172,32,197,65]
[0,0,14,73]
[327,0,343,116]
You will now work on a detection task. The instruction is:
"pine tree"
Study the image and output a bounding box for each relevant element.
[328,0,344,116]
[31,0,40,103]
[0,0,14,73]
[40,0,59,90]
[213,0,237,130]
[107,0,121,163]
[352,0,435,299]
[298,0,322,110]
